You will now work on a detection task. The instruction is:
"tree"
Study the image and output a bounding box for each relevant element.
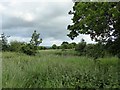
[21,43,36,55]
[85,43,105,59]
[0,33,10,51]
[30,30,42,50]
[10,41,25,52]
[21,30,42,55]
[52,44,57,49]
[75,39,86,55]
[38,46,47,50]
[68,2,120,55]
[68,42,77,49]
[61,41,69,50]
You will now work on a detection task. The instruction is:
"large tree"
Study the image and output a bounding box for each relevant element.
[68,2,120,55]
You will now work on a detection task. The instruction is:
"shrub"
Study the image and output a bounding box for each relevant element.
[21,30,42,55]
[21,44,36,55]
[75,41,86,55]
[0,33,10,51]
[10,41,24,52]
[38,46,47,50]
[60,42,69,50]
[85,43,105,59]
[52,44,57,49]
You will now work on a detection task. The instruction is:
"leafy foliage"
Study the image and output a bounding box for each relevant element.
[21,30,42,55]
[38,46,47,50]
[85,43,106,59]
[3,51,119,88]
[74,39,107,59]
[69,42,77,49]
[30,30,42,50]
[52,44,57,49]
[0,31,42,55]
[75,39,86,55]
[0,33,10,51]
[61,41,69,50]
[68,2,120,56]
[21,44,36,56]
[10,41,25,52]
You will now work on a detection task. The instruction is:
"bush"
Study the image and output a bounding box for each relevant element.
[106,40,120,58]
[10,41,24,52]
[75,42,107,59]
[60,42,69,50]
[85,43,106,59]
[75,42,86,55]
[38,46,47,50]
[52,44,57,49]
[21,44,36,55]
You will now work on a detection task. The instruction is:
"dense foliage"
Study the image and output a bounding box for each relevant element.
[75,39,86,55]
[0,31,42,55]
[9,41,25,52]
[30,30,42,50]
[0,33,10,51]
[2,51,119,88]
[68,2,120,56]
[21,30,42,55]
[52,44,58,49]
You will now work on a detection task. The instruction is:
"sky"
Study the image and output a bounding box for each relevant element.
[0,0,95,46]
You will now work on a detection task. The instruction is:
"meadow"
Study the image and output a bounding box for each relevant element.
[2,50,120,88]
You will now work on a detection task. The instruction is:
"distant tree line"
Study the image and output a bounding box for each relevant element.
[0,30,42,55]
[51,39,112,59]
[51,42,77,50]
[0,32,119,58]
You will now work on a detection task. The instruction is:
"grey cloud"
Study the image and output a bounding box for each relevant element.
[1,1,95,46]
[2,2,72,29]
[2,15,35,29]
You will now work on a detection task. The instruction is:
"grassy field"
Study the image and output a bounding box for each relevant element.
[2,50,120,88]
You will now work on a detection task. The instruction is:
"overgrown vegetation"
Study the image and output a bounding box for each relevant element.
[0,30,42,55]
[1,2,120,89]
[68,2,120,58]
[0,32,118,59]
[2,51,120,88]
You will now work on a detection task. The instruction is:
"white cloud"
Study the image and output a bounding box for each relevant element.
[73,35,96,44]
[8,36,30,43]
[1,0,96,46]
[1,0,72,3]
[0,3,6,13]
[22,13,35,22]
[41,37,63,46]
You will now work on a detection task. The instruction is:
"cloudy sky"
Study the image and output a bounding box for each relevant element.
[0,0,95,46]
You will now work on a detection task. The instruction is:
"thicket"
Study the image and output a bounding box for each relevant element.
[2,52,119,88]
[0,30,42,55]
[67,2,120,59]
[50,39,112,59]
[0,32,119,58]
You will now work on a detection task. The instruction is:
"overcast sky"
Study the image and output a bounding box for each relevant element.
[0,0,95,46]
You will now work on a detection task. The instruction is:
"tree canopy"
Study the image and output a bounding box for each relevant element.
[30,30,42,47]
[68,2,120,55]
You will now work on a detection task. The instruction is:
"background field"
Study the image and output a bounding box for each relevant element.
[2,50,120,88]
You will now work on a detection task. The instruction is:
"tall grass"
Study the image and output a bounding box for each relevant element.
[2,51,120,88]
[0,52,2,89]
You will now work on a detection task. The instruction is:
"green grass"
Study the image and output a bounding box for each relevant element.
[0,52,2,89]
[2,50,120,88]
